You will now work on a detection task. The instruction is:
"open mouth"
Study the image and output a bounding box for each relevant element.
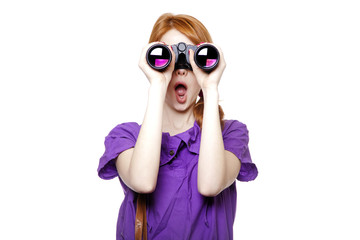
[174,82,188,103]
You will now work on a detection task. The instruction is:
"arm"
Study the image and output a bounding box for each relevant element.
[115,43,174,193]
[190,45,241,197]
[197,88,241,197]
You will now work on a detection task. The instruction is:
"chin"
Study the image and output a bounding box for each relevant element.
[173,104,190,112]
[165,94,196,113]
[175,100,197,113]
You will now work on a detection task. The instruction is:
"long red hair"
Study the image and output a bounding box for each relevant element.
[149,13,224,129]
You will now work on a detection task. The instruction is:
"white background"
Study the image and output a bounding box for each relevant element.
[1,0,359,239]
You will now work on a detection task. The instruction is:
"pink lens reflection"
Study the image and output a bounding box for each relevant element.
[206,59,217,67]
[155,59,169,67]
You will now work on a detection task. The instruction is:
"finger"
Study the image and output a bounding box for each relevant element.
[162,45,175,80]
[188,49,202,75]
[138,42,157,69]
[139,42,172,71]
[188,49,207,87]
[168,45,176,70]
[196,42,207,46]
[210,43,226,68]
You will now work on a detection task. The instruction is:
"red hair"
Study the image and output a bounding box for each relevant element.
[149,13,224,129]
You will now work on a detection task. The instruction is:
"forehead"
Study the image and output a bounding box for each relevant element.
[160,29,194,46]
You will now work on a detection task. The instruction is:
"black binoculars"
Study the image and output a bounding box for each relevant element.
[146,42,219,72]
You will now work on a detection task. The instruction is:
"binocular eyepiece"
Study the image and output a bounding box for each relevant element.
[146,42,220,72]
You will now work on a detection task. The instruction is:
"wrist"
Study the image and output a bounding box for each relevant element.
[148,81,167,100]
[202,86,219,99]
[149,79,167,91]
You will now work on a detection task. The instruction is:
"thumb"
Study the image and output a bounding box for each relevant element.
[188,49,202,76]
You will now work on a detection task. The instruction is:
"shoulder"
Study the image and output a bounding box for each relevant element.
[107,122,141,137]
[222,119,248,136]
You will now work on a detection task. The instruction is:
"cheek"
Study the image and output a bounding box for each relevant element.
[188,84,201,101]
[188,73,200,90]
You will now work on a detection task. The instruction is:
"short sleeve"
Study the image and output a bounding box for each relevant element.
[97,122,140,180]
[223,120,258,182]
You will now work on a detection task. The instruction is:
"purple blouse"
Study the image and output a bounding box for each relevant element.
[98,120,258,240]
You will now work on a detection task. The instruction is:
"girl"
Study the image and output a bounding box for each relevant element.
[98,13,258,240]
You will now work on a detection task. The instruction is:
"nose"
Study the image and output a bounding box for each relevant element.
[175,69,188,76]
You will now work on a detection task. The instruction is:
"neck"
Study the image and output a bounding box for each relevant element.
[162,104,195,136]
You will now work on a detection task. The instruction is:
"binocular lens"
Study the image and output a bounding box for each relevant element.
[195,45,219,70]
[146,44,171,70]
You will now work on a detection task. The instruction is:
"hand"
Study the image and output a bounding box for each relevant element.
[189,43,226,92]
[138,42,175,87]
